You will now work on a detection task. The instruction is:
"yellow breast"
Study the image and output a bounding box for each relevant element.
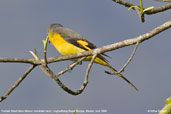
[48,32,85,55]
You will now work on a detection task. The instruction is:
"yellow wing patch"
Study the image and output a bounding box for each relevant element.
[76,40,91,50]
[76,40,107,66]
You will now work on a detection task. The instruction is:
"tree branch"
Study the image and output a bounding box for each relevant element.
[154,0,171,2]
[0,58,35,64]
[0,65,36,102]
[145,3,171,15]
[113,0,135,8]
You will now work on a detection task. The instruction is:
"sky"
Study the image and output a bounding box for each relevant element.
[0,0,171,114]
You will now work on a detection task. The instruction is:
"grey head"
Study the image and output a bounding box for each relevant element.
[48,23,84,39]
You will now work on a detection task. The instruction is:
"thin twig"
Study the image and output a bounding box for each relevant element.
[43,49,48,67]
[0,65,36,103]
[43,37,48,67]
[55,57,86,78]
[83,54,97,84]
[118,42,139,73]
[40,57,86,78]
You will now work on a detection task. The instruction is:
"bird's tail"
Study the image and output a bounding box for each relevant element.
[105,64,138,91]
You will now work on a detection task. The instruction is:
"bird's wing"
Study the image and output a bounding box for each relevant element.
[64,36,110,62]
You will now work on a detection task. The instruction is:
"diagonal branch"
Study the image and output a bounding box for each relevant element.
[103,41,139,74]
[118,41,140,73]
[0,65,36,102]
[113,0,135,7]
[83,54,97,86]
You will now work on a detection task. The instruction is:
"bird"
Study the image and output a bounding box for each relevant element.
[47,24,138,91]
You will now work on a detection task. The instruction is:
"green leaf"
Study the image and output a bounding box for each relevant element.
[42,36,49,50]
[159,103,171,114]
[140,0,144,13]
[29,51,39,60]
[73,109,77,114]
[128,5,140,10]
[166,97,171,105]
[143,6,154,13]
[159,97,171,114]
